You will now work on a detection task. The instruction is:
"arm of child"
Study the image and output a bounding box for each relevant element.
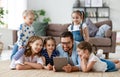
[83,26,89,42]
[17,24,24,47]
[80,54,96,72]
[24,57,44,69]
[24,62,43,69]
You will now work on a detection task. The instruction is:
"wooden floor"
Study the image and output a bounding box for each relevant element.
[0,60,120,77]
[0,46,120,77]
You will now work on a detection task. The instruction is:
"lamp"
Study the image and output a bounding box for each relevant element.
[73,0,81,8]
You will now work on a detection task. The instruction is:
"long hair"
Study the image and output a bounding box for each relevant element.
[24,36,43,57]
[71,10,85,35]
[44,36,56,49]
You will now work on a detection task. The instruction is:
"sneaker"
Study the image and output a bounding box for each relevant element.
[96,49,104,58]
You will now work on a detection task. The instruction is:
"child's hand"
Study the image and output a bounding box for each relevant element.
[82,54,88,59]
[62,64,72,73]
[47,64,53,70]
[53,66,56,72]
[19,46,24,49]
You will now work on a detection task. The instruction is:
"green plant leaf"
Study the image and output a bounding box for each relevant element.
[39,9,45,16]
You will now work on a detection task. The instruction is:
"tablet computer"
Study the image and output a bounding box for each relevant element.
[53,57,68,72]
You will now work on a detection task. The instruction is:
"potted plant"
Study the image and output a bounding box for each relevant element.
[33,9,51,23]
[0,7,8,28]
[33,9,51,36]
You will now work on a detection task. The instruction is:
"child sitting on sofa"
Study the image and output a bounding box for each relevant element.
[10,36,45,70]
[41,36,59,70]
[68,10,89,42]
[77,41,120,72]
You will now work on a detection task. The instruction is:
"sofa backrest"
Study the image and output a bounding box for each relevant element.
[94,20,112,30]
[46,23,70,37]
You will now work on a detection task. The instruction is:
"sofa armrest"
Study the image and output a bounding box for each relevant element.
[111,31,116,53]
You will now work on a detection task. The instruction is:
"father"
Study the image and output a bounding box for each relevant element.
[56,31,80,72]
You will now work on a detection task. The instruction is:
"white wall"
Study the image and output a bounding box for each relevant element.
[0,28,13,49]
[8,0,27,30]
[28,0,74,24]
[28,0,120,31]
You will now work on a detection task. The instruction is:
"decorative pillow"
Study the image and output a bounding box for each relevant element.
[32,21,48,36]
[86,18,98,37]
[95,24,111,38]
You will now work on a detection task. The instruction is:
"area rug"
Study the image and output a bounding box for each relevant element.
[0,60,120,77]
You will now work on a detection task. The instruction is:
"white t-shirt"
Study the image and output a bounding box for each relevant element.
[68,23,87,32]
[15,55,44,66]
[88,53,107,72]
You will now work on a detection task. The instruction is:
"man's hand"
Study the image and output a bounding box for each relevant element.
[62,64,72,73]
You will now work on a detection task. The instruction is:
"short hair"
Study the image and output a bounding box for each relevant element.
[60,31,73,40]
[22,10,34,17]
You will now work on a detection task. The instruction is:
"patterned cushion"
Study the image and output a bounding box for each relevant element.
[33,21,48,36]
[86,18,98,37]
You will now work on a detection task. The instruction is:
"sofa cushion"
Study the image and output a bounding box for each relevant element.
[33,21,48,36]
[89,37,111,46]
[86,18,98,37]
[46,24,69,37]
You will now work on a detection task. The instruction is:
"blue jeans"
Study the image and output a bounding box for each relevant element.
[13,48,25,60]
[10,44,18,60]
[10,44,25,60]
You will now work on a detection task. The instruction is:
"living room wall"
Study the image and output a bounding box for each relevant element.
[28,0,120,31]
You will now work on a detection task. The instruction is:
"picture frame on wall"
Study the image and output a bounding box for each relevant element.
[85,0,91,7]
[91,0,103,7]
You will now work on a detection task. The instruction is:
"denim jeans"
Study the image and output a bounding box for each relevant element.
[10,44,18,60]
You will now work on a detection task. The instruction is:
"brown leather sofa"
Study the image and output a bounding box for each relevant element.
[12,20,116,59]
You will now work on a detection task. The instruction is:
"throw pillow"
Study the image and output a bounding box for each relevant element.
[86,18,98,37]
[95,24,111,38]
[32,21,48,36]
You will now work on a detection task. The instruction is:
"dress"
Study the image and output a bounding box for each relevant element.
[88,53,118,72]
[10,23,35,60]
[57,41,80,67]
[68,22,87,42]
[41,49,59,66]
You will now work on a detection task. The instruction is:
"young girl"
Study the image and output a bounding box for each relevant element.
[41,36,59,70]
[10,10,35,68]
[10,36,44,70]
[77,41,120,72]
[68,10,89,42]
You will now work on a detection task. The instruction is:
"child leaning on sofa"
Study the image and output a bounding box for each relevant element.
[77,41,120,72]
[10,10,35,69]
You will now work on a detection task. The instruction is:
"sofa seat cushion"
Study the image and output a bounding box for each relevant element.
[89,37,111,46]
[46,24,70,37]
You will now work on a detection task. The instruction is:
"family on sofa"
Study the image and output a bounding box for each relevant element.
[10,10,119,72]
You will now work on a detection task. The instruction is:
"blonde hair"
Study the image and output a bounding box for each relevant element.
[22,10,34,17]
